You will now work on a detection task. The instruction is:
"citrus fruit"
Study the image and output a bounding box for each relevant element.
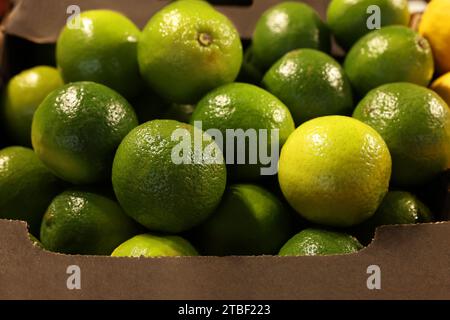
[252,2,330,71]
[111,234,198,257]
[112,119,227,233]
[193,184,292,256]
[419,0,450,74]
[327,0,410,50]
[2,66,63,146]
[350,191,433,244]
[431,72,450,106]
[40,190,140,255]
[0,146,60,236]
[344,26,434,97]
[279,228,363,256]
[190,82,295,180]
[56,10,141,98]
[262,49,354,125]
[278,116,392,227]
[31,81,138,185]
[138,0,243,103]
[353,82,450,186]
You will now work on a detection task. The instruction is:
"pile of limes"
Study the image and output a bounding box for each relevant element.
[1,0,449,257]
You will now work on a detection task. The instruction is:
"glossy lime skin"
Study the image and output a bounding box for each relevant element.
[353,82,450,186]
[327,0,410,50]
[112,120,227,233]
[0,146,60,236]
[252,2,330,71]
[2,66,64,146]
[351,191,433,244]
[279,228,363,256]
[279,116,392,227]
[344,26,434,97]
[31,81,138,185]
[138,0,243,104]
[56,10,141,98]
[194,184,292,256]
[111,233,198,257]
[40,190,140,255]
[262,49,354,125]
[190,82,295,180]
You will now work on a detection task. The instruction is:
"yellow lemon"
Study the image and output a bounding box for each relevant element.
[431,72,450,106]
[419,0,450,74]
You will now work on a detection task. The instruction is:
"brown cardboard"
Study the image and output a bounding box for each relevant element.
[1,0,450,300]
[0,219,449,300]
[2,0,329,43]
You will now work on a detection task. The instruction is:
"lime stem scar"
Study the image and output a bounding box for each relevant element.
[198,33,213,46]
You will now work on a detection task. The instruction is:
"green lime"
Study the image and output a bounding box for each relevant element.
[193,184,292,256]
[350,191,433,244]
[2,66,63,146]
[278,116,392,227]
[327,0,410,50]
[138,0,243,103]
[112,119,227,233]
[56,10,141,98]
[190,82,295,180]
[111,233,198,257]
[262,49,354,125]
[279,228,363,256]
[31,81,138,185]
[344,26,434,97]
[0,146,60,236]
[353,82,450,186]
[40,190,140,255]
[252,2,330,71]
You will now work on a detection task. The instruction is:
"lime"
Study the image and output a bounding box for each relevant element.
[111,233,198,257]
[138,0,243,103]
[2,66,63,146]
[40,190,140,255]
[279,228,363,256]
[0,146,60,236]
[252,2,330,71]
[112,119,227,233]
[350,191,433,244]
[327,0,410,50]
[278,116,392,227]
[31,81,138,185]
[353,82,450,186]
[193,184,292,256]
[262,49,354,125]
[56,10,141,98]
[344,26,434,97]
[190,82,295,180]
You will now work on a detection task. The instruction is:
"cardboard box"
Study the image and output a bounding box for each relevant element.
[0,0,449,300]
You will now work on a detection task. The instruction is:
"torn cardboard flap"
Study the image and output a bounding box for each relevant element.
[3,0,329,43]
